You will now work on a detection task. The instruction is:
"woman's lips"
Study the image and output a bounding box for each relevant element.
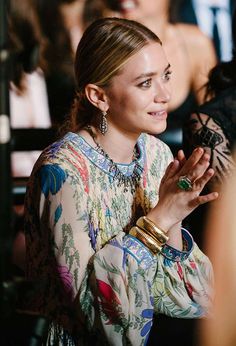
[148,111,168,119]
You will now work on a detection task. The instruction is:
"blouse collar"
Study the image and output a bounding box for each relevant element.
[65,132,146,178]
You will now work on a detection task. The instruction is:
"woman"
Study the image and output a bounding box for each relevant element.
[34,0,111,128]
[33,0,83,127]
[117,0,217,130]
[182,9,236,247]
[24,17,218,345]
[184,9,236,190]
[9,0,51,177]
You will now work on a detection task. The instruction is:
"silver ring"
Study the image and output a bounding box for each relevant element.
[177,175,193,191]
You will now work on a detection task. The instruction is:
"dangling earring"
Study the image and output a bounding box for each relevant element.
[99,111,108,135]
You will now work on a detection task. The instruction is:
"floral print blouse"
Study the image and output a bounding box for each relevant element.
[24,132,213,346]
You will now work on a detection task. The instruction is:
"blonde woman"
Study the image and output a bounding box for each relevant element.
[24,18,218,345]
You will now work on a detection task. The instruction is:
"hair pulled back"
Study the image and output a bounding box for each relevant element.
[67,17,161,132]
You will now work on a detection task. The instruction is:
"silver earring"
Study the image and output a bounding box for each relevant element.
[99,111,108,135]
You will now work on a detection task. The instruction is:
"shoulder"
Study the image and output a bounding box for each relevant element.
[176,23,216,62]
[33,132,88,176]
[28,133,91,196]
[176,23,212,48]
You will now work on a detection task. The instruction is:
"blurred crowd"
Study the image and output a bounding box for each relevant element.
[8,0,235,177]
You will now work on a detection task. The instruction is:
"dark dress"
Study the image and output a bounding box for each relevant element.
[46,70,75,128]
[183,86,236,246]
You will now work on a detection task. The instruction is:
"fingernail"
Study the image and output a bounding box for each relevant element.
[195,147,203,153]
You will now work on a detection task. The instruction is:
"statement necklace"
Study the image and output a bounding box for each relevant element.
[85,126,143,193]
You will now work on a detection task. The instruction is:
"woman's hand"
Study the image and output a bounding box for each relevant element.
[147,147,218,232]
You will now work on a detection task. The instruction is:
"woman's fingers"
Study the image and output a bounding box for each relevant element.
[187,152,211,182]
[194,168,215,190]
[190,191,219,209]
[161,159,180,182]
[178,148,212,185]
[176,149,186,167]
[186,168,218,208]
[179,147,205,176]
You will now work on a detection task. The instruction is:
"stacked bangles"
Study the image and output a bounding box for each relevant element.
[129,216,169,255]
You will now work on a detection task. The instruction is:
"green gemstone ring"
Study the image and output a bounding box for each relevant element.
[177,175,193,191]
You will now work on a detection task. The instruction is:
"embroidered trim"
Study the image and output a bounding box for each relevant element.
[66,132,146,179]
[161,228,194,262]
[123,235,154,270]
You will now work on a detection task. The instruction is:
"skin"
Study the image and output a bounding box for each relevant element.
[200,166,236,346]
[79,42,218,250]
[60,0,87,53]
[83,43,171,163]
[118,0,217,112]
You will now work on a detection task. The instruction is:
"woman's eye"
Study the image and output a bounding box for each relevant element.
[162,70,172,82]
[138,79,152,88]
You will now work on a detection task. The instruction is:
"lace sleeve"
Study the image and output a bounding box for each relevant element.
[184,112,236,188]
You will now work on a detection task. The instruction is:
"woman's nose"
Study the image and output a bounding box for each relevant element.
[154,84,171,103]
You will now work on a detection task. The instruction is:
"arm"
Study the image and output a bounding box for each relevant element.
[93,146,216,344]
[93,226,213,346]
[201,168,236,346]
[25,146,215,345]
[25,163,163,345]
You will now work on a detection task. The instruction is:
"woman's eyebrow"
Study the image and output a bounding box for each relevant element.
[134,63,171,81]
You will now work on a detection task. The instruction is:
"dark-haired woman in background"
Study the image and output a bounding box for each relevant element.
[33,0,110,128]
[33,0,79,128]
[9,0,51,177]
[8,0,51,274]
[183,9,236,246]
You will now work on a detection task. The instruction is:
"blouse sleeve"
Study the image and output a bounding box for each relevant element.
[93,229,213,346]
[184,112,236,188]
[25,163,213,346]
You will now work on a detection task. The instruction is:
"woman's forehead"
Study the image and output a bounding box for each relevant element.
[116,42,168,77]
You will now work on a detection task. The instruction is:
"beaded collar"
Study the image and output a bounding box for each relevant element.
[66,131,146,192]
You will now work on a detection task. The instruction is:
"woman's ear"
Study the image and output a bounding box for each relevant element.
[85,84,109,112]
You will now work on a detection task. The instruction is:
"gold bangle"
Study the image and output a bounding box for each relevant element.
[129,226,162,255]
[136,218,163,246]
[136,216,169,245]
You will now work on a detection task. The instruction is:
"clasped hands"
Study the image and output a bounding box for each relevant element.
[147,147,218,232]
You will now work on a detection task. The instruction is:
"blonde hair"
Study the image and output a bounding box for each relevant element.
[68,17,162,132]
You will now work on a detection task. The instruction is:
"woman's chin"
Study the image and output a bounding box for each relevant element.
[147,123,167,136]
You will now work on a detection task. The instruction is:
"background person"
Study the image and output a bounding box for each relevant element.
[183,8,236,246]
[9,0,51,178]
[174,0,236,62]
[33,0,80,128]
